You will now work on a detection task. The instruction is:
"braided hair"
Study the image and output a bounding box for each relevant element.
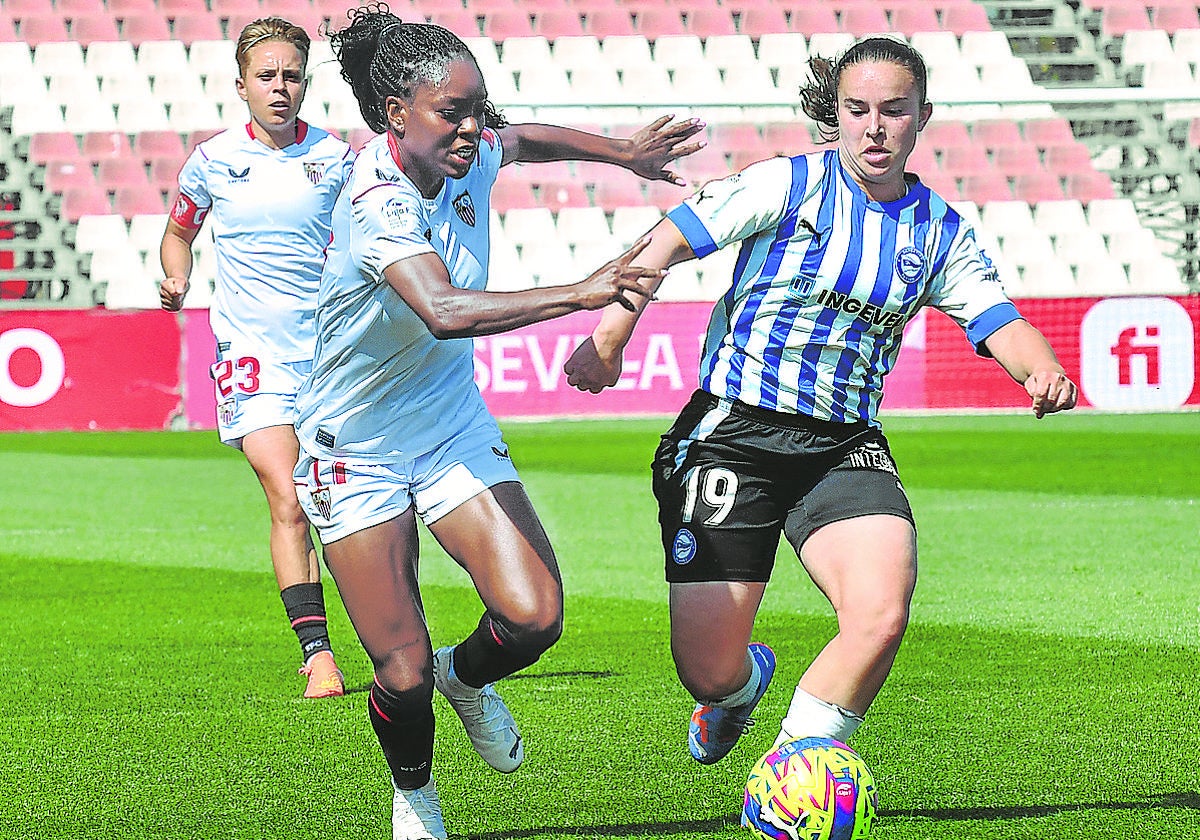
[235,17,311,78]
[799,37,928,143]
[329,4,507,134]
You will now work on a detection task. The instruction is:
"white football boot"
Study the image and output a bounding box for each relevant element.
[432,645,524,772]
[392,777,446,840]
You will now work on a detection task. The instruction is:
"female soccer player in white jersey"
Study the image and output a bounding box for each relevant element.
[158,18,354,699]
[289,8,701,837]
[565,37,1078,781]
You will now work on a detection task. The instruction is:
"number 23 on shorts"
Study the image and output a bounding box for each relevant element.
[212,356,262,397]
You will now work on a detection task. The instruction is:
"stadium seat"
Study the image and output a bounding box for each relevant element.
[737,4,790,38]
[762,121,814,155]
[27,132,82,165]
[1011,171,1066,203]
[584,8,636,38]
[921,119,972,151]
[687,7,737,37]
[47,69,103,109]
[840,4,890,36]
[137,40,190,79]
[10,100,67,136]
[150,158,183,194]
[1053,227,1111,267]
[482,7,535,40]
[1033,198,1089,235]
[121,13,173,44]
[654,34,705,70]
[633,6,688,37]
[1022,116,1076,150]
[134,129,187,163]
[971,118,1023,150]
[97,248,160,308]
[940,1,993,36]
[1171,27,1200,64]
[1126,253,1186,294]
[59,185,113,222]
[1086,197,1141,235]
[171,13,224,43]
[1043,143,1095,175]
[114,99,172,133]
[1062,171,1116,202]
[1015,257,1077,298]
[551,34,603,70]
[533,7,586,38]
[74,213,129,254]
[87,40,140,82]
[891,5,941,36]
[108,0,158,16]
[20,13,71,46]
[960,173,1014,203]
[32,41,87,77]
[65,99,120,133]
[787,4,840,36]
[113,186,168,218]
[71,13,122,44]
[556,205,611,247]
[593,178,646,212]
[920,169,962,201]
[539,179,591,211]
[940,144,993,177]
[1100,4,1153,37]
[991,143,1044,176]
[704,33,756,69]
[127,212,168,255]
[1152,3,1200,34]
[83,131,134,162]
[98,158,152,191]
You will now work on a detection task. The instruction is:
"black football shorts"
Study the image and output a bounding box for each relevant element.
[652,390,915,583]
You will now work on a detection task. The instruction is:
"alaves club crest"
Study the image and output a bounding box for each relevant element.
[452,191,476,226]
[303,162,326,185]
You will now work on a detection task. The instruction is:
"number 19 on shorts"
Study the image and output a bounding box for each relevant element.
[681,466,739,526]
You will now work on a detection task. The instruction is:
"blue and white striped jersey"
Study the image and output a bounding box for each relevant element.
[175,121,354,362]
[666,149,1020,425]
[294,129,504,462]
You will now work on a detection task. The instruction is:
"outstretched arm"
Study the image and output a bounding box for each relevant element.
[384,239,662,340]
[497,115,706,184]
[564,218,695,393]
[983,319,1078,418]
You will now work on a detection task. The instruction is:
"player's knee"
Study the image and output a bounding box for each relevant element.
[371,645,434,694]
[489,610,561,669]
[845,600,910,656]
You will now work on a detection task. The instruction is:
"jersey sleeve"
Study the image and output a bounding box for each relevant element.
[478,127,503,185]
[353,182,437,283]
[170,147,211,229]
[928,222,1022,357]
[665,156,794,257]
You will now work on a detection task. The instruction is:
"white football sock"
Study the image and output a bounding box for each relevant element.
[775,686,864,746]
[711,653,763,708]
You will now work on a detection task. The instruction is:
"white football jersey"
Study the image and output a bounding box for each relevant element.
[295,129,504,462]
[666,150,1020,425]
[174,121,354,362]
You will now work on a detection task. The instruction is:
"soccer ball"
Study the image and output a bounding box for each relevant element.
[742,737,878,840]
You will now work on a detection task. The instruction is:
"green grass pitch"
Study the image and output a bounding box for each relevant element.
[1,412,1197,839]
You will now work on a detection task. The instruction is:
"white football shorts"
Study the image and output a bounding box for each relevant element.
[212,355,311,450]
[294,416,520,544]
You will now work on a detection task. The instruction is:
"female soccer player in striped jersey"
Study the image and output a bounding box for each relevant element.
[159,18,354,699]
[289,8,701,837]
[566,37,1078,776]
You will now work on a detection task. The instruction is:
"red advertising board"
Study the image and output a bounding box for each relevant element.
[2,296,1196,432]
[0,310,182,430]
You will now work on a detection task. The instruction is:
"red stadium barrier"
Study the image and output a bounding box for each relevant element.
[0,310,181,430]
[2,297,1197,431]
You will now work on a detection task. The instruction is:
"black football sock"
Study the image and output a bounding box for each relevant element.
[369,679,435,790]
[280,582,333,663]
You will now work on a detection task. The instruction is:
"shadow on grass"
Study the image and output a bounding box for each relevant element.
[462,792,1200,838]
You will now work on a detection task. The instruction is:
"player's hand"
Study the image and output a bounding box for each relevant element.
[159,276,190,311]
[572,237,662,312]
[625,115,707,185]
[565,336,623,394]
[1025,369,1077,418]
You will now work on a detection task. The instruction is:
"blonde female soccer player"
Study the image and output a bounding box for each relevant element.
[159,18,354,699]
